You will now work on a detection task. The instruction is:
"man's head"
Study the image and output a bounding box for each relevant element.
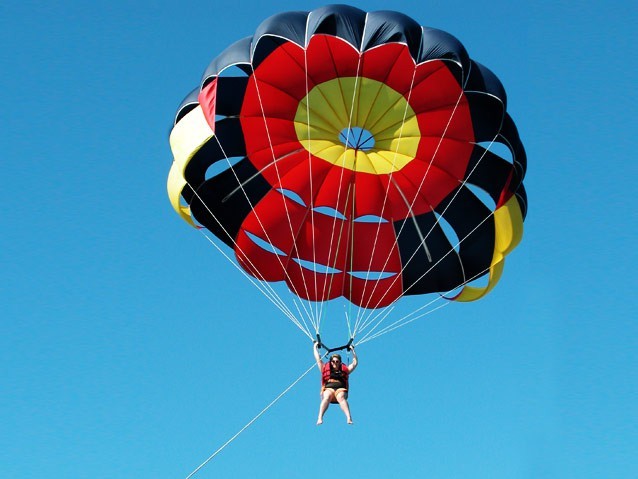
[330,354,342,366]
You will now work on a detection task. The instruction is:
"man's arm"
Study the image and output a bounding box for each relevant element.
[313,342,324,371]
[347,346,358,373]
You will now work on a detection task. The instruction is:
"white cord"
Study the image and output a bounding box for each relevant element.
[184,361,317,479]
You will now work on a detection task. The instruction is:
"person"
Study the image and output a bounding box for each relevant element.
[314,341,358,425]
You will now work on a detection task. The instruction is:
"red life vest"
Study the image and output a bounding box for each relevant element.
[321,361,349,389]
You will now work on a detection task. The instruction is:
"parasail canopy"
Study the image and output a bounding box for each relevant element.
[167,5,527,326]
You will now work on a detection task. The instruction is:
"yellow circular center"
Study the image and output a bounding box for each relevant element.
[294,77,420,174]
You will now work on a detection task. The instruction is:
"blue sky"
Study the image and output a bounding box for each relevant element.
[2,1,636,478]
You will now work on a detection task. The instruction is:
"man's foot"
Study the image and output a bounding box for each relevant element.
[347,418,353,424]
[317,418,323,425]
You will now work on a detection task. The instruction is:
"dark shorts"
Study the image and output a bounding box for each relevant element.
[324,381,345,390]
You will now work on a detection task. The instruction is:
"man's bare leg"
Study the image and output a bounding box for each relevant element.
[335,392,352,424]
[317,391,332,425]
